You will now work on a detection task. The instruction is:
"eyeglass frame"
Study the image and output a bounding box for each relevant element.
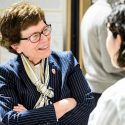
[20,24,51,43]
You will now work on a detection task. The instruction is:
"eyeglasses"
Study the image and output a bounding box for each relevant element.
[20,24,51,43]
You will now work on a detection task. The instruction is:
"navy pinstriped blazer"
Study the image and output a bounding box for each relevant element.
[0,51,95,125]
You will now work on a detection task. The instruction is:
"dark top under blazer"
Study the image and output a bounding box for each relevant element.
[0,51,95,125]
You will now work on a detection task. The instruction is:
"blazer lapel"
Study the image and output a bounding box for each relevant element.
[48,55,62,101]
[48,54,71,100]
[17,56,40,103]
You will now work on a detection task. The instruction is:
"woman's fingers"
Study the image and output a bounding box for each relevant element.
[13,104,27,113]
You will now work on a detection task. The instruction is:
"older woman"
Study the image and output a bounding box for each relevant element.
[88,2,125,125]
[0,1,94,125]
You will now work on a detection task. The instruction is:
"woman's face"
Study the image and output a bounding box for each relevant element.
[11,20,51,64]
[106,27,121,68]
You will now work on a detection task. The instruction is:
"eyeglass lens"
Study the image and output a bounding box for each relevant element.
[29,25,51,43]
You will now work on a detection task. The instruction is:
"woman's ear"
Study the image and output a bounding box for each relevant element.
[11,44,21,53]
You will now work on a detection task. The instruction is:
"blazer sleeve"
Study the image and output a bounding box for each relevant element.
[0,66,57,125]
[58,54,95,125]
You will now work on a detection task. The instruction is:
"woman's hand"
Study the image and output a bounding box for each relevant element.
[54,98,77,120]
[13,98,77,119]
[13,104,27,113]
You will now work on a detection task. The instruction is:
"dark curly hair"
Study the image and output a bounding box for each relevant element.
[106,3,125,68]
[0,1,46,54]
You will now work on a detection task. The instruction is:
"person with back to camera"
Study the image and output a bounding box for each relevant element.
[81,0,125,104]
[0,1,95,125]
[88,2,125,125]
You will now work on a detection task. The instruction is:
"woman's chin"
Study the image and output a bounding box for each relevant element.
[40,50,51,59]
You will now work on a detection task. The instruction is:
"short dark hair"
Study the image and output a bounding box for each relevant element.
[107,3,125,67]
[0,1,46,54]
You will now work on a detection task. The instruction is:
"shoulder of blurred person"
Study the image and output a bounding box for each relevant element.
[88,78,125,125]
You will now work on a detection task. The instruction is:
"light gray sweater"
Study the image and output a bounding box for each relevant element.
[81,0,125,93]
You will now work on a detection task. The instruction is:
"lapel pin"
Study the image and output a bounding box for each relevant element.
[52,68,56,74]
